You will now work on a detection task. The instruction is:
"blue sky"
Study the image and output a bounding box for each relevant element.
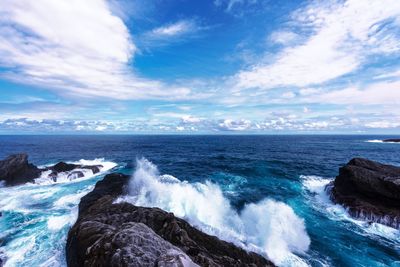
[0,0,400,134]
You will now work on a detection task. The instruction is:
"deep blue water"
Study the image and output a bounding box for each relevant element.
[0,135,399,266]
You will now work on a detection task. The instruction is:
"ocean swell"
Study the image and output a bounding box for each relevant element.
[118,158,311,266]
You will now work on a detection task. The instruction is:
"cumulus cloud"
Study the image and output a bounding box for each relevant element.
[233,0,400,90]
[0,0,191,100]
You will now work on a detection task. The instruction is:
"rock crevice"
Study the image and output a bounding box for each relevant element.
[327,158,400,229]
[66,173,274,267]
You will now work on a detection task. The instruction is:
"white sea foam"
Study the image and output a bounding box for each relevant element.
[47,214,74,231]
[118,158,311,266]
[366,139,400,144]
[34,158,117,185]
[301,175,400,241]
[53,188,93,208]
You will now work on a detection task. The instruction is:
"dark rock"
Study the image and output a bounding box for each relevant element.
[383,138,400,143]
[327,158,400,229]
[0,154,41,186]
[67,171,85,180]
[81,165,102,174]
[67,173,274,267]
[50,162,80,173]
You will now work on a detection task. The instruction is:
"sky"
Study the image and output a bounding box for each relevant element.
[0,0,400,134]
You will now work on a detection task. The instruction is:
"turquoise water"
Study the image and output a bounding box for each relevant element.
[0,135,399,266]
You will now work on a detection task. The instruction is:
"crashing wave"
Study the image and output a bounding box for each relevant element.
[117,158,311,266]
[301,175,400,240]
[34,158,117,185]
[366,139,400,144]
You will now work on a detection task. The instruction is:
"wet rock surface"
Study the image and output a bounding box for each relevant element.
[0,154,41,186]
[67,173,274,267]
[327,158,400,229]
[382,138,400,143]
[0,154,103,186]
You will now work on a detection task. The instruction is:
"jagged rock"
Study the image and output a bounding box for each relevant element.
[67,171,85,180]
[67,173,274,267]
[81,165,102,174]
[383,138,400,143]
[0,154,41,186]
[327,158,400,229]
[50,162,80,173]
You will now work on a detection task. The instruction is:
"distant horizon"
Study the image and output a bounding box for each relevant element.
[1,0,400,134]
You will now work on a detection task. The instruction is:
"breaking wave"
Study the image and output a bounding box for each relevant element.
[366,139,400,144]
[34,158,117,185]
[118,158,311,266]
[301,175,400,241]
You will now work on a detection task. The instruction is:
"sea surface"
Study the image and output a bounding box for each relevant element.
[0,135,399,267]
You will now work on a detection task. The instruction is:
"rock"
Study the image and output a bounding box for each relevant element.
[0,154,41,186]
[81,165,102,174]
[67,171,85,180]
[67,173,274,267]
[327,158,400,229]
[50,162,80,173]
[383,138,400,143]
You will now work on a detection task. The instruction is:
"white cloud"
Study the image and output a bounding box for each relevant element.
[365,121,400,128]
[0,0,191,100]
[151,20,198,37]
[307,81,400,105]
[217,119,252,131]
[181,115,202,124]
[234,0,400,90]
[269,31,299,45]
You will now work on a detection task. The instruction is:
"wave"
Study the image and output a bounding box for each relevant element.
[33,158,117,185]
[301,175,400,241]
[365,139,400,144]
[117,158,311,266]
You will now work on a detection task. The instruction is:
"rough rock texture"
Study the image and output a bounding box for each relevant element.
[45,162,102,180]
[383,138,400,143]
[0,154,41,186]
[67,173,274,267]
[327,158,400,229]
[0,153,104,186]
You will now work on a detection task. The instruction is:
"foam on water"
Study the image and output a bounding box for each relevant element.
[366,139,400,144]
[301,175,400,241]
[118,158,311,266]
[0,158,118,267]
[34,158,117,185]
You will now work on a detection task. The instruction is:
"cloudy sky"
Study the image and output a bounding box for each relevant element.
[0,0,400,134]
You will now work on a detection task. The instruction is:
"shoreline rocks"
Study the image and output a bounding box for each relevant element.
[0,154,103,186]
[327,158,400,229]
[66,173,274,267]
[0,154,41,186]
[382,138,400,143]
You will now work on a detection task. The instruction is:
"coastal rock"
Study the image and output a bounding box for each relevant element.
[383,138,400,143]
[46,162,102,175]
[67,173,274,267]
[67,171,85,180]
[0,153,104,186]
[327,158,400,229]
[0,154,41,186]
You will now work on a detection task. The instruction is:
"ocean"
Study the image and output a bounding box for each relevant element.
[0,135,399,267]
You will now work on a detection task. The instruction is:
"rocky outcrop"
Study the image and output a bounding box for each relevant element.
[0,154,103,186]
[0,154,41,186]
[44,162,102,181]
[383,138,400,143]
[327,158,400,229]
[67,173,274,267]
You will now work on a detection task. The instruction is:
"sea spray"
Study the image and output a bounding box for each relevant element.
[118,158,311,266]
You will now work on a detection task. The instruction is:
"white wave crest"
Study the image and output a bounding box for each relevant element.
[366,139,400,144]
[301,175,400,240]
[118,158,311,266]
[34,158,117,185]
